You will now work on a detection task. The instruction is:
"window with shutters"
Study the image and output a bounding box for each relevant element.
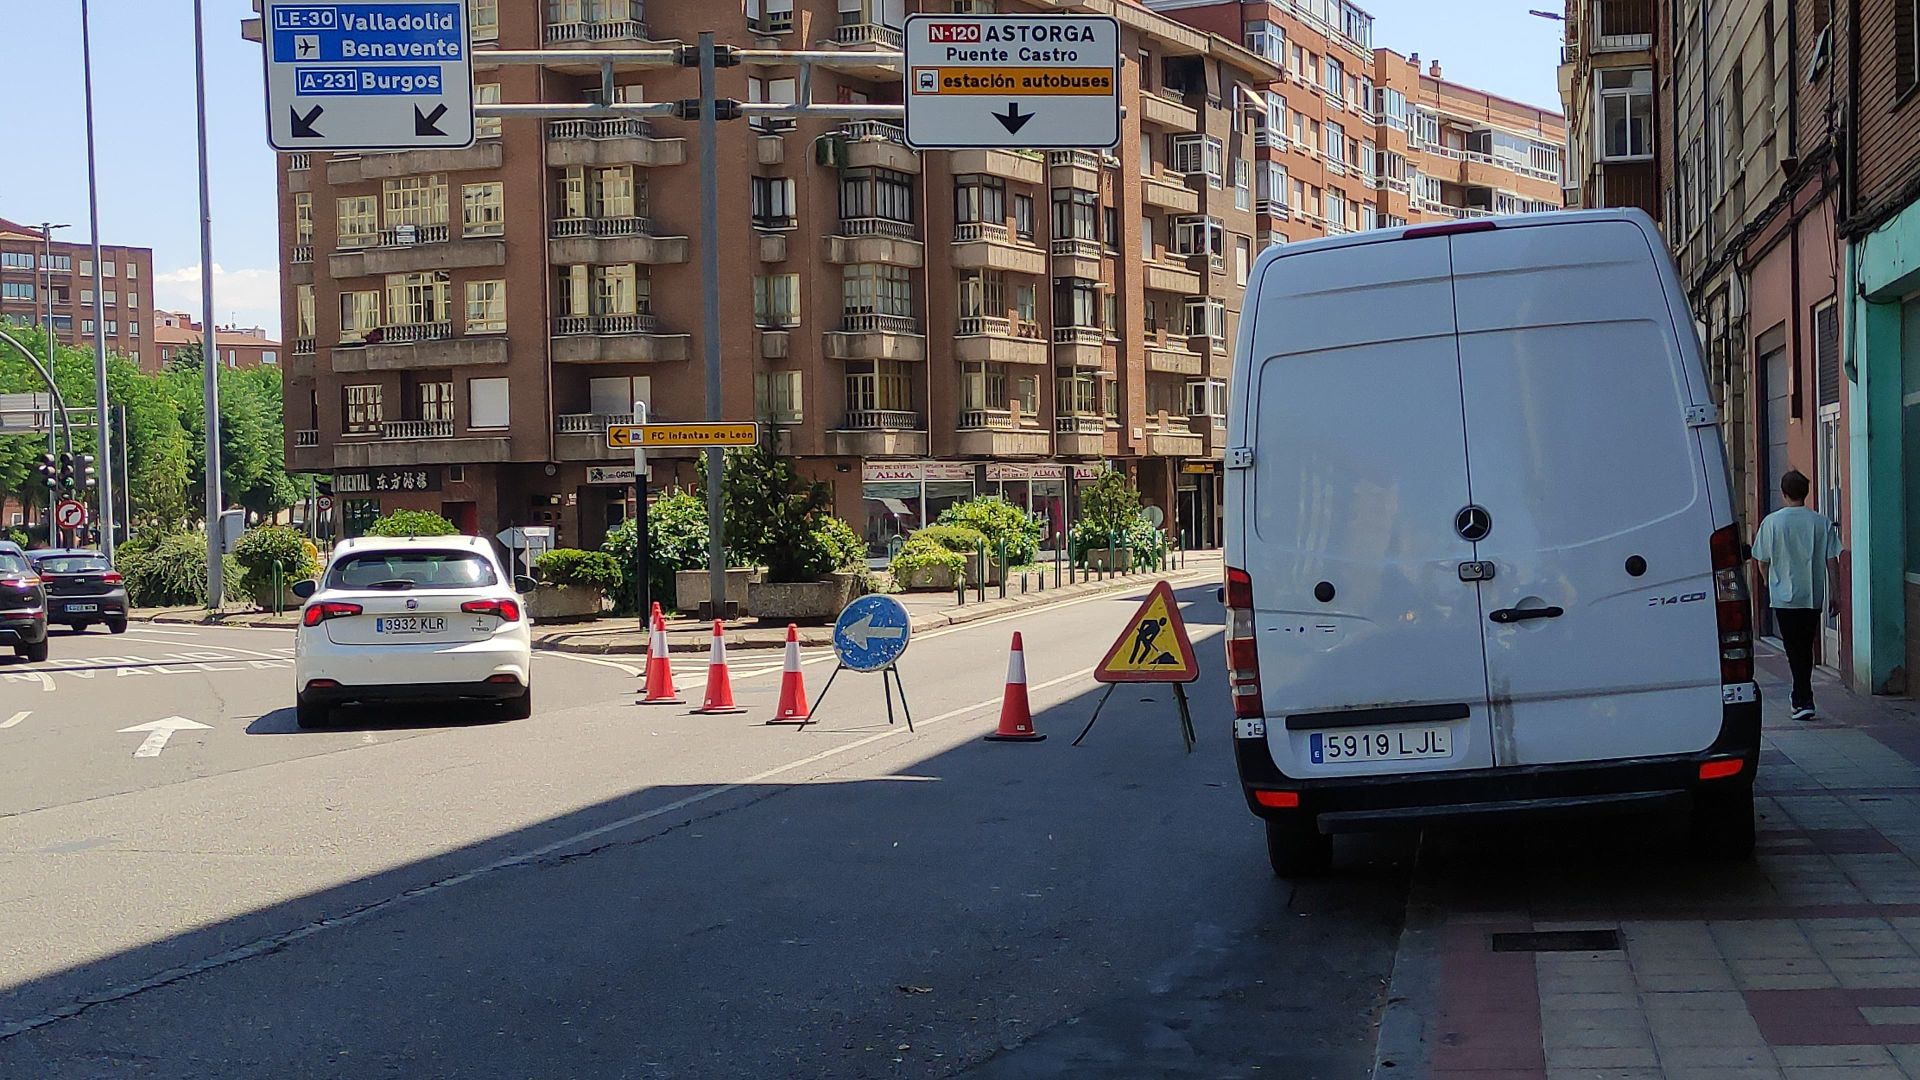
[1815,299,1840,409]
[344,384,383,432]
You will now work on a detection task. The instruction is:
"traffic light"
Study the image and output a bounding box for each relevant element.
[57,451,74,490]
[77,453,96,490]
[34,452,55,487]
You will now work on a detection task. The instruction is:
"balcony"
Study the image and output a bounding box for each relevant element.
[1143,259,1202,294]
[291,244,312,264]
[953,316,1046,365]
[1054,414,1110,458]
[827,409,927,457]
[542,18,655,69]
[551,313,691,364]
[545,118,686,168]
[1146,341,1203,376]
[954,407,1049,458]
[949,148,1045,185]
[1051,325,1109,370]
[325,141,503,185]
[1049,150,1103,190]
[335,426,510,469]
[1593,0,1654,51]
[1140,90,1198,132]
[951,222,1045,275]
[824,217,923,266]
[825,313,924,362]
[554,411,633,461]
[837,121,917,173]
[286,152,310,172]
[336,328,510,373]
[293,429,319,447]
[1142,172,1200,213]
[330,225,504,277]
[1050,236,1105,279]
[548,217,689,265]
[1256,199,1289,221]
[1144,414,1204,457]
[382,419,454,441]
[824,23,904,80]
[293,336,315,356]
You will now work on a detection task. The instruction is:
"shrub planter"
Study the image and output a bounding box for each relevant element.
[527,583,605,624]
[748,575,858,623]
[898,564,960,591]
[676,567,760,614]
[250,580,301,614]
[1085,548,1134,572]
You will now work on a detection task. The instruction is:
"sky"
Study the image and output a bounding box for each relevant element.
[0,1,1563,341]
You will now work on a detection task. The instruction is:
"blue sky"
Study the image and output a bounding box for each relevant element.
[0,1,1562,338]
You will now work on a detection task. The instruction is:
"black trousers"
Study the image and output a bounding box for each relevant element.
[1774,608,1820,710]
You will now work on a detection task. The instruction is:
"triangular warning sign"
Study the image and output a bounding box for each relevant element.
[1095,581,1200,684]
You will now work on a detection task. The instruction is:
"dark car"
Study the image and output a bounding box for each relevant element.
[28,549,128,634]
[0,541,49,662]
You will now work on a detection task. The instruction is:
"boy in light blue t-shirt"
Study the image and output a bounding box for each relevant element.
[1752,469,1840,721]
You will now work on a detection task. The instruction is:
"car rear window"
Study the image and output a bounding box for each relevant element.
[327,550,497,590]
[36,556,112,575]
[0,553,30,576]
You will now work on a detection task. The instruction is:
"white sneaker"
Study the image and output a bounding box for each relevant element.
[1791,707,1817,722]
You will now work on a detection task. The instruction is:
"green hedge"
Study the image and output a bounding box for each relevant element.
[534,548,623,592]
[232,525,320,597]
[888,534,966,581]
[935,497,1044,567]
[365,509,459,537]
[121,532,241,608]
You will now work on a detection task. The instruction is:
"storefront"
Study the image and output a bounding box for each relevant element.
[1177,461,1222,549]
[860,461,1106,556]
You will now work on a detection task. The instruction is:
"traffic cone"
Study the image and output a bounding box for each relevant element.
[766,624,810,725]
[638,609,685,705]
[637,601,665,695]
[984,632,1045,742]
[692,620,745,715]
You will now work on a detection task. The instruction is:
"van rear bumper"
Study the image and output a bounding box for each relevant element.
[1237,700,1761,834]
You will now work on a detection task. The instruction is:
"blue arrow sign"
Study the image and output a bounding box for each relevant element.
[832,595,912,673]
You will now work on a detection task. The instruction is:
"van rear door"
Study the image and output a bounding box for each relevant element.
[1238,236,1496,778]
[1450,220,1724,766]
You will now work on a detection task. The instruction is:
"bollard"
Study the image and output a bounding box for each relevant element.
[998,540,1008,600]
[956,576,965,606]
[1107,533,1116,581]
[1055,534,1063,589]
[976,541,988,603]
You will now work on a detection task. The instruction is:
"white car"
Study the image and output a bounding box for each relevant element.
[293,535,535,728]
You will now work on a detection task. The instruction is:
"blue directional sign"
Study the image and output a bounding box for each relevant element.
[262,1,475,152]
[832,595,913,673]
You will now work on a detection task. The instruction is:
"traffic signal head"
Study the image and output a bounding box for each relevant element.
[34,453,56,484]
[57,452,75,489]
[77,453,96,489]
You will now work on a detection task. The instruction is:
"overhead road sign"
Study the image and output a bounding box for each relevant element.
[263,0,475,151]
[606,422,760,450]
[903,14,1120,150]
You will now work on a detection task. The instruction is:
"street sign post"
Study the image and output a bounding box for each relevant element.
[605,422,760,450]
[54,499,88,532]
[262,0,475,151]
[902,14,1120,150]
[798,596,917,732]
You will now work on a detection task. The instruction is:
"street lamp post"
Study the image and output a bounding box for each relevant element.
[81,0,117,558]
[192,0,225,607]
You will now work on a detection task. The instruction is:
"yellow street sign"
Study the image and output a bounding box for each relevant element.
[606,422,760,450]
[1094,580,1200,683]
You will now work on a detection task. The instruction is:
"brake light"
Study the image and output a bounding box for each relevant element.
[1253,790,1300,808]
[1,576,41,588]
[462,598,522,622]
[102,571,123,585]
[1224,566,1265,719]
[1402,220,1498,240]
[1711,524,1753,684]
[1699,758,1744,781]
[302,600,363,627]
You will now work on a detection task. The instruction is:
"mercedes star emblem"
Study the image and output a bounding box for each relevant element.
[1455,505,1492,542]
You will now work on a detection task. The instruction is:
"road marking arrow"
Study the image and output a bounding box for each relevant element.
[290,105,324,139]
[843,614,907,651]
[0,711,28,730]
[415,103,449,137]
[118,716,211,758]
[993,102,1034,134]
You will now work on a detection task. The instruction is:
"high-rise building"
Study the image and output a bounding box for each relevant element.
[0,217,155,370]
[1557,0,1661,220]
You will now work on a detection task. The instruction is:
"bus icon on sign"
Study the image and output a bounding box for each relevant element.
[916,69,937,93]
[927,22,981,42]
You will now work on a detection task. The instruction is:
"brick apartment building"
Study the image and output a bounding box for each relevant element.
[152,311,282,372]
[267,0,1562,554]
[0,217,154,369]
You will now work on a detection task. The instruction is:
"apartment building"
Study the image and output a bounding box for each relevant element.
[1558,0,1660,219]
[0,217,154,368]
[153,311,283,372]
[1149,0,1566,250]
[271,0,1275,551]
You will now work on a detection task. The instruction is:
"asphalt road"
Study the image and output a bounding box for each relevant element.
[0,585,1411,1078]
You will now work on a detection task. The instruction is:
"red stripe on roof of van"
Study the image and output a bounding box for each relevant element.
[1401,221,1499,240]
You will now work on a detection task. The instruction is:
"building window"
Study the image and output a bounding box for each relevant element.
[1169,136,1223,185]
[1244,19,1285,63]
[1260,161,1289,206]
[417,380,455,423]
[1140,216,1153,261]
[1054,278,1098,328]
[293,193,314,245]
[745,75,797,131]
[40,253,71,271]
[1014,193,1035,241]
[959,362,1006,412]
[1235,236,1251,285]
[102,260,116,277]
[1598,68,1654,161]
[1234,160,1251,210]
[752,176,797,229]
[82,320,95,335]
[1058,372,1100,415]
[589,375,650,418]
[469,377,509,428]
[840,167,914,224]
[79,260,93,277]
[1325,120,1345,165]
[470,0,499,39]
[1053,189,1098,240]
[954,175,1005,224]
[844,360,910,414]
[129,320,140,338]
[340,290,379,342]
[474,83,501,139]
[128,291,139,308]
[386,271,452,326]
[382,174,450,229]
[465,280,507,333]
[756,369,803,423]
[956,270,1004,320]
[338,195,378,247]
[754,273,800,327]
[344,384,384,433]
[1103,206,1120,250]
[843,264,913,317]
[260,350,277,365]
[462,182,505,236]
[1187,378,1227,419]
[1,252,32,271]
[559,263,645,316]
[1183,297,1226,339]
[1325,187,1345,228]
[1324,56,1344,102]
[1015,282,1038,335]
[748,0,797,32]
[105,320,117,335]
[81,290,95,306]
[296,285,315,338]
[549,0,634,24]
[1897,0,1918,96]
[1171,216,1224,258]
[1102,291,1118,336]
[125,262,136,280]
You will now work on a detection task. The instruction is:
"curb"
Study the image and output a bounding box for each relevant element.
[136,611,301,628]
[1370,893,1441,1080]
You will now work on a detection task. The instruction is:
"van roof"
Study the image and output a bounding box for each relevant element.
[1258,208,1658,263]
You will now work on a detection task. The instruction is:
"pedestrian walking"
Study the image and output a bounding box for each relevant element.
[1752,469,1841,721]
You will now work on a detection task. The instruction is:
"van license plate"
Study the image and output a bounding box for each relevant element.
[375,616,446,635]
[1310,727,1452,764]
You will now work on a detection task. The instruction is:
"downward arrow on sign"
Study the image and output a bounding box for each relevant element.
[290,105,324,139]
[993,102,1034,134]
[119,716,211,758]
[415,104,449,137]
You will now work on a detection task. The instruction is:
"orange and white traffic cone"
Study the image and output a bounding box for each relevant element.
[766,624,810,725]
[692,620,745,715]
[637,609,685,705]
[984,632,1045,742]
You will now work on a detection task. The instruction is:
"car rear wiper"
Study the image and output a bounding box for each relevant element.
[365,578,418,590]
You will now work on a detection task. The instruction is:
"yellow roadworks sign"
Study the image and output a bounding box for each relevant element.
[606,422,759,450]
[1094,580,1200,684]
[912,67,1114,95]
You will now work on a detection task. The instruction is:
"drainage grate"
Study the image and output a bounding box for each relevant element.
[1489,929,1622,953]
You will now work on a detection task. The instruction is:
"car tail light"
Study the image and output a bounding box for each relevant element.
[102,571,124,585]
[485,673,523,686]
[1,575,41,588]
[1225,566,1265,720]
[462,598,522,622]
[1711,524,1753,684]
[302,601,362,627]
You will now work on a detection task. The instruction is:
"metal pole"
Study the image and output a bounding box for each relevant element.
[0,325,73,543]
[192,0,224,607]
[42,222,60,543]
[117,405,130,544]
[698,34,726,619]
[81,0,115,560]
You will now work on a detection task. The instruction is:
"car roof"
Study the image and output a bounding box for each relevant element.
[0,541,24,556]
[335,534,489,553]
[31,548,105,559]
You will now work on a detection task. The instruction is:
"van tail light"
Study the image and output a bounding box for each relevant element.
[462,598,522,622]
[302,601,362,627]
[1711,524,1753,684]
[1401,220,1498,240]
[1225,566,1265,720]
[102,571,124,585]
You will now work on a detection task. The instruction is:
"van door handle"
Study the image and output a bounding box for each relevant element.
[1489,606,1564,624]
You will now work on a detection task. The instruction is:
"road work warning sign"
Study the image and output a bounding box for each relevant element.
[1095,581,1199,684]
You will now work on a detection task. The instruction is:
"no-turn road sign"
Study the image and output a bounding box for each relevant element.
[55,499,88,531]
[903,14,1120,150]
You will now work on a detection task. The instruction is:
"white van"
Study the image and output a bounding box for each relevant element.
[1222,209,1761,875]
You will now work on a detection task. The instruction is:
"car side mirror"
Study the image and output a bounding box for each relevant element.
[514,575,538,595]
[291,579,318,599]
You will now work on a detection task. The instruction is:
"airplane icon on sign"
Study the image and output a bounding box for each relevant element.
[295,35,318,58]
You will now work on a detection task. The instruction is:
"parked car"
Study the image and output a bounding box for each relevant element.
[1223,209,1760,876]
[0,541,49,662]
[292,535,536,728]
[29,549,129,634]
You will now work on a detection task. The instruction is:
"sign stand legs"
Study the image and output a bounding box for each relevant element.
[1071,684,1118,747]
[795,664,845,733]
[1071,683,1195,753]
[793,663,913,733]
[888,665,914,732]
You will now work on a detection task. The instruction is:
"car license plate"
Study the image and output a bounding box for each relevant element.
[375,616,446,635]
[1309,726,1451,764]
[67,603,97,613]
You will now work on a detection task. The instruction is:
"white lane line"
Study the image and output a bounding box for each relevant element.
[119,635,287,660]
[539,652,644,677]
[0,711,27,729]
[124,626,202,638]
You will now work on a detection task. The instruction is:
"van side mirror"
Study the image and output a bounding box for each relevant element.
[291,579,318,599]
[514,575,539,595]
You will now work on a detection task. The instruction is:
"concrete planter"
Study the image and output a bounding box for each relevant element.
[748,574,859,623]
[897,559,999,591]
[675,567,759,613]
[527,583,605,624]
[1085,548,1134,572]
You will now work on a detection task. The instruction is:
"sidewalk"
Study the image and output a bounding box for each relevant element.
[1376,652,1920,1080]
